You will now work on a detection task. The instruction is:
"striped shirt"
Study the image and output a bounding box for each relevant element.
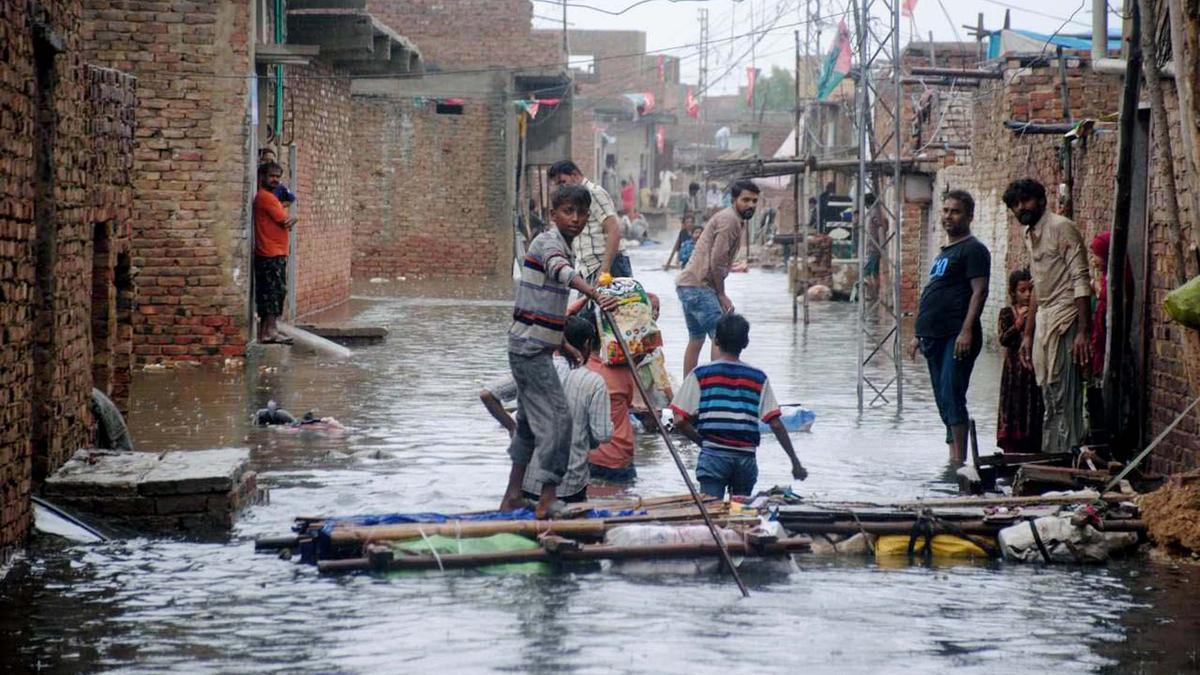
[509,228,579,356]
[670,360,781,454]
[574,179,621,280]
[523,365,613,498]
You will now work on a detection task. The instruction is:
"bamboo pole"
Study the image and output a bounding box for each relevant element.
[1166,0,1200,265]
[318,538,815,574]
[327,518,609,545]
[800,492,1133,510]
[775,519,1146,537]
[601,309,751,597]
[1137,0,1189,287]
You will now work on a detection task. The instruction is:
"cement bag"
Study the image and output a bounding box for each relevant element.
[1165,276,1200,330]
[603,524,742,576]
[596,279,663,365]
[808,532,875,556]
[998,516,1138,563]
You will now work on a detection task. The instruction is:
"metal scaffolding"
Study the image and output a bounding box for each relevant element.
[853,0,903,412]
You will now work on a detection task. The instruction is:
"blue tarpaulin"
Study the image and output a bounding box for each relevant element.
[987,29,1122,60]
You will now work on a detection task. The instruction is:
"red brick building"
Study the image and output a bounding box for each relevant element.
[1,0,137,561]
[82,0,253,363]
[350,0,569,279]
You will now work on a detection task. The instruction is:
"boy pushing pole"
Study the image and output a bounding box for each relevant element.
[501,185,618,519]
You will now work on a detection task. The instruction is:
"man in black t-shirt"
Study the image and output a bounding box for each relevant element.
[907,190,991,464]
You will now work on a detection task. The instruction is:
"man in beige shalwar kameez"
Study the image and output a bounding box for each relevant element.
[1004,179,1092,454]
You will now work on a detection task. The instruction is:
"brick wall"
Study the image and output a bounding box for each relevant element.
[571,108,598,179]
[0,0,40,563]
[82,0,253,364]
[368,0,560,70]
[285,60,353,317]
[86,65,136,409]
[1144,84,1200,473]
[1,0,136,558]
[351,95,513,278]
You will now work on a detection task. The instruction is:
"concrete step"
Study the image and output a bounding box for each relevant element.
[43,448,266,537]
[295,322,388,344]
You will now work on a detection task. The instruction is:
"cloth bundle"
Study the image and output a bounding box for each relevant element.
[595,278,664,365]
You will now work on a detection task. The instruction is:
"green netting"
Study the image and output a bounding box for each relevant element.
[385,533,549,576]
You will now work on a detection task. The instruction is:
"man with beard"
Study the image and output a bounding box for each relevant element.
[675,179,760,377]
[1005,178,1092,454]
[907,190,990,464]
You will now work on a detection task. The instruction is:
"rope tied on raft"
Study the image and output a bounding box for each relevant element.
[417,526,445,572]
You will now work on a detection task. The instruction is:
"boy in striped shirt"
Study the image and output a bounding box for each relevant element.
[670,313,808,498]
[501,185,618,519]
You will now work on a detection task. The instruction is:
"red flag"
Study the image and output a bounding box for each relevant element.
[641,92,656,114]
[746,67,759,107]
[901,0,918,18]
[685,88,700,119]
[655,125,665,153]
[657,55,665,82]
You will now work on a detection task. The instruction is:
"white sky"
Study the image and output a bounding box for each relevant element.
[531,0,1123,95]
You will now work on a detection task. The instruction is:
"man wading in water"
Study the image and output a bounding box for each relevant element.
[675,179,761,378]
[500,185,618,519]
[908,190,990,464]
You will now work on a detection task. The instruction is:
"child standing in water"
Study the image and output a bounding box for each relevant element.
[996,268,1044,453]
[501,185,618,518]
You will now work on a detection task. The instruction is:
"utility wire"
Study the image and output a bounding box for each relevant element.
[531,0,708,16]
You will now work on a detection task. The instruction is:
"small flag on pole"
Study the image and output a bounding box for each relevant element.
[901,0,918,18]
[746,67,759,107]
[686,88,700,119]
[816,19,853,100]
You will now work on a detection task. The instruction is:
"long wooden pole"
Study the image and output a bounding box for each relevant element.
[601,309,750,597]
[319,538,814,574]
[1105,1,1141,433]
[793,29,802,324]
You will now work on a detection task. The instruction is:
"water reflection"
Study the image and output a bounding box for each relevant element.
[1,243,1196,672]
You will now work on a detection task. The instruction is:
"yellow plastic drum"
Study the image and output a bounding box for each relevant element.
[874,534,992,560]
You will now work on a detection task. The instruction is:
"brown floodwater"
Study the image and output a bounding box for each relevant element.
[2,242,1199,673]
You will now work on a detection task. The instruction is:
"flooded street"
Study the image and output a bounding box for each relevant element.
[3,243,1199,673]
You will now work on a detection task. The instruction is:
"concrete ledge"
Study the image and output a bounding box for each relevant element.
[43,449,266,536]
[295,323,388,344]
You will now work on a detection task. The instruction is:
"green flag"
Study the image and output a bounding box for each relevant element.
[817,19,853,100]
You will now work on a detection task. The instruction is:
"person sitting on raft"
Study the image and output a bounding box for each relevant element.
[500,184,619,518]
[519,316,613,504]
[669,313,807,498]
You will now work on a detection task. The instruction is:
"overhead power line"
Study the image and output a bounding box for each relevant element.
[531,0,708,17]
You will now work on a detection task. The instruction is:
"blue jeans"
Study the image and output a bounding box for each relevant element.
[676,285,722,339]
[696,449,758,498]
[919,334,980,441]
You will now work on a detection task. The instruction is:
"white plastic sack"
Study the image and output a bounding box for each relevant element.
[603,524,743,576]
[998,516,1138,563]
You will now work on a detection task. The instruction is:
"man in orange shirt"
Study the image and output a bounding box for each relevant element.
[586,334,639,484]
[253,162,296,344]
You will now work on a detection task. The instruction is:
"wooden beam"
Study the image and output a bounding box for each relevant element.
[909,66,1003,79]
[287,0,367,9]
